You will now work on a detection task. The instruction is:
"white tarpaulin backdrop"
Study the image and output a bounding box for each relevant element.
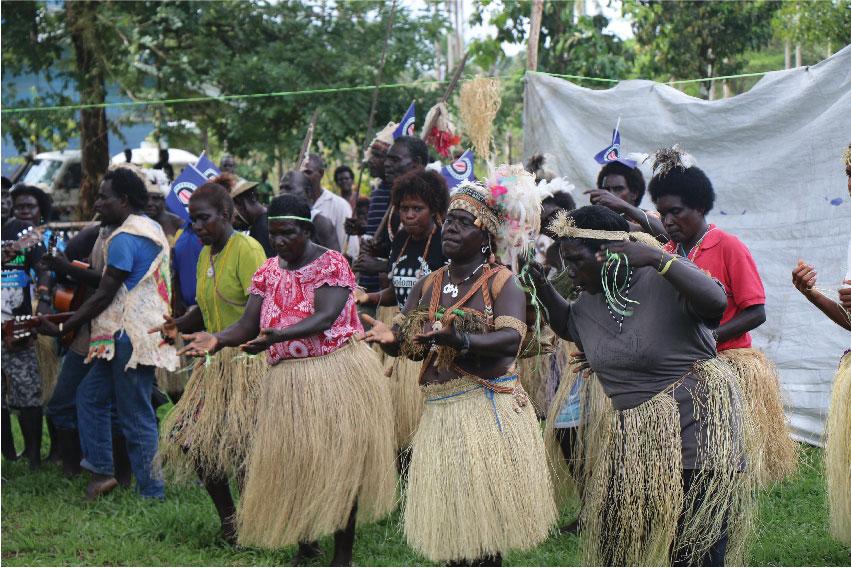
[523,45,851,445]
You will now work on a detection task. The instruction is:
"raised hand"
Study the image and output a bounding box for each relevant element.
[598,240,663,269]
[360,313,395,345]
[178,332,219,357]
[791,260,817,295]
[839,279,851,310]
[584,189,631,214]
[147,314,178,344]
[239,328,285,354]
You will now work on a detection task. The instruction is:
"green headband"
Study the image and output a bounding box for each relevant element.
[268,215,313,224]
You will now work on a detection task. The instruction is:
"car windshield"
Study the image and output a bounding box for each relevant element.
[20,159,63,186]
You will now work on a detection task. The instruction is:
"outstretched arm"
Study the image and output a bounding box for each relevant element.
[792,261,851,332]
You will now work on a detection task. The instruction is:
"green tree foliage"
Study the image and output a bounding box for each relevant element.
[2,1,449,175]
[771,0,851,51]
[625,0,780,96]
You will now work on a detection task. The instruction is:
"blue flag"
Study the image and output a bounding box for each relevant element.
[392,102,416,139]
[441,149,475,192]
[195,152,221,179]
[593,119,637,169]
[166,164,208,221]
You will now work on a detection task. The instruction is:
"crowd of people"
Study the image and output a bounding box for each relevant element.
[1,115,849,567]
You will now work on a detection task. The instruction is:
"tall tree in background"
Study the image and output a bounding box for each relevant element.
[625,0,780,98]
[771,0,851,61]
[66,0,109,216]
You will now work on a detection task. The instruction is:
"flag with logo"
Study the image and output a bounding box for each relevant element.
[166,164,208,221]
[392,102,416,139]
[195,152,221,179]
[440,149,475,192]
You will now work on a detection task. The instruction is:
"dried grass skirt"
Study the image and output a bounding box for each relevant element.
[825,351,851,546]
[236,340,396,549]
[580,358,756,566]
[36,334,60,404]
[403,374,557,563]
[385,355,425,450]
[157,347,266,482]
[719,347,798,486]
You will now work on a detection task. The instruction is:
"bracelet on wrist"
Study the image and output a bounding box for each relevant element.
[659,256,677,276]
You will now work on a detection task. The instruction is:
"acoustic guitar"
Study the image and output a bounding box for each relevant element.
[1,312,74,349]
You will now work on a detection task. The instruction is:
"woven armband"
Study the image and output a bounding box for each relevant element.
[494,315,527,342]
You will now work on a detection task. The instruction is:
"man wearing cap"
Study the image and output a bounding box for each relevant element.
[143,168,182,244]
[231,179,274,257]
[301,154,352,252]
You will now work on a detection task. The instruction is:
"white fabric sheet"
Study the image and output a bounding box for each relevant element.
[523,45,851,445]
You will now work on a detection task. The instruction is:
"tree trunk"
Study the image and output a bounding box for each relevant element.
[784,40,791,69]
[795,43,802,67]
[67,0,109,220]
[527,0,544,72]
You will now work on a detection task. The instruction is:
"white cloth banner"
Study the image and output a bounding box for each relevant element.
[523,45,851,445]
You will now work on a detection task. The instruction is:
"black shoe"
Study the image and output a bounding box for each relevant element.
[18,407,43,470]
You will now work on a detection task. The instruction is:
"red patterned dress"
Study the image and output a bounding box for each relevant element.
[248,250,363,364]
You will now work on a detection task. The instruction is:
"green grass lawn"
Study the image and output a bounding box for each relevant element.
[2,430,849,566]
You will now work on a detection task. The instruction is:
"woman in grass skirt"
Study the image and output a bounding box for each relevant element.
[180,194,395,566]
[364,171,557,566]
[150,176,267,542]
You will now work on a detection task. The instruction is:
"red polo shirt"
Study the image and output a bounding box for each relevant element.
[664,225,766,351]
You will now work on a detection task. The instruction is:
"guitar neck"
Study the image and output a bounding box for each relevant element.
[42,312,74,323]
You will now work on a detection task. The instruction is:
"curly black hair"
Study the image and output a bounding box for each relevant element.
[566,205,630,252]
[542,190,576,212]
[10,184,53,222]
[334,165,354,180]
[391,169,449,218]
[268,193,314,235]
[102,167,148,209]
[596,161,646,206]
[648,166,715,214]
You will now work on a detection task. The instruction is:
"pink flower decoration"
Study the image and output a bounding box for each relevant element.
[490,185,508,198]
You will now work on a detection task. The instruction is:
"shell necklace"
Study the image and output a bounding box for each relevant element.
[442,261,484,299]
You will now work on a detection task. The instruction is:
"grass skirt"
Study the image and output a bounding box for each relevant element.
[719,347,798,486]
[385,355,425,450]
[543,352,610,510]
[157,347,266,482]
[236,340,396,548]
[36,334,60,405]
[580,358,756,566]
[517,351,554,419]
[403,375,557,562]
[825,351,851,546]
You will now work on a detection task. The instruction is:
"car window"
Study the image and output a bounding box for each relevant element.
[21,159,63,186]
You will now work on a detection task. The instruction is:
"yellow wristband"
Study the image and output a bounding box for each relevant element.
[659,256,677,276]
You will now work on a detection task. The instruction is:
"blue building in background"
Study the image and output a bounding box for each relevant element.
[1,70,156,178]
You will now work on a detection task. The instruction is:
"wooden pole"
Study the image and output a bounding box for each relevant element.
[527,0,544,72]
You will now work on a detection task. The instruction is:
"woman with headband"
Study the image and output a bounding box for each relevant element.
[178,193,395,566]
[363,167,556,566]
[149,174,267,543]
[526,204,755,566]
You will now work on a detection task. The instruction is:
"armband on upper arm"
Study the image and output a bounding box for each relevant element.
[494,315,527,342]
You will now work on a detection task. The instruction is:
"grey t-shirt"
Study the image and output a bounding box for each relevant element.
[565,261,725,468]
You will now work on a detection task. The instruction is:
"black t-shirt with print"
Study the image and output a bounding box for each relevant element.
[388,226,446,308]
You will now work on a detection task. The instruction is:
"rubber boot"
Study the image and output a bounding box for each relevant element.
[46,416,61,464]
[112,433,132,488]
[56,428,82,477]
[18,406,43,470]
[331,502,358,566]
[1,408,19,461]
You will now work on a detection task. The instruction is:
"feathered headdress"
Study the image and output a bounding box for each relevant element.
[451,163,541,271]
[648,144,697,177]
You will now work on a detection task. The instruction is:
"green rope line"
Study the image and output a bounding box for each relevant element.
[1,67,780,115]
